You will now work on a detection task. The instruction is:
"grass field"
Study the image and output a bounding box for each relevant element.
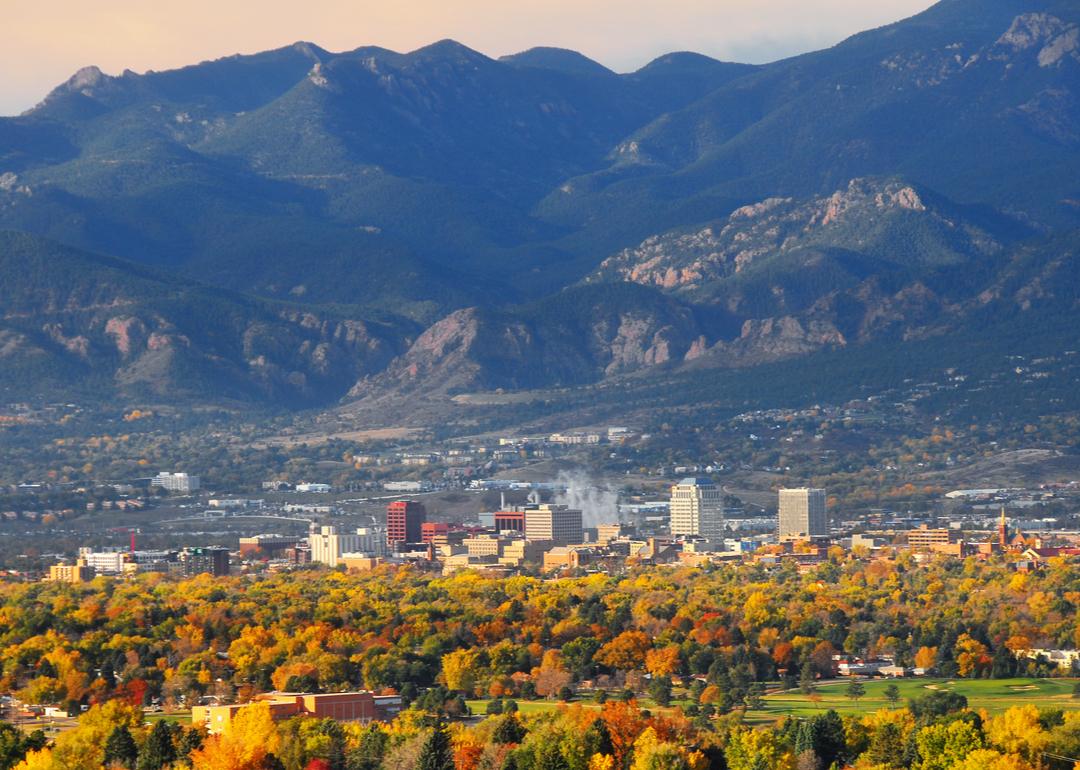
[756,678,1080,722]
[470,679,1080,723]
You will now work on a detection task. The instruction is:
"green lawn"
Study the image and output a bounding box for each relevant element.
[470,679,1079,724]
[144,712,192,725]
[465,697,688,717]
[755,678,1080,722]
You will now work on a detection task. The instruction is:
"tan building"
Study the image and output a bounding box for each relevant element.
[192,692,378,734]
[669,478,724,541]
[543,546,596,571]
[778,488,828,542]
[46,559,94,583]
[907,525,954,550]
[499,539,552,566]
[524,504,583,545]
[462,535,508,557]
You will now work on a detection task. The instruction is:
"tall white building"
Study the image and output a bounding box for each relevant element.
[309,526,386,567]
[778,488,828,541]
[151,472,200,493]
[669,478,724,541]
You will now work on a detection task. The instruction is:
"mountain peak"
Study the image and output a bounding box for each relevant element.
[500,47,615,77]
[409,39,489,63]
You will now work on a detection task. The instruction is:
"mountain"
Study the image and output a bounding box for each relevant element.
[348,283,721,398]
[2,0,1080,416]
[0,231,408,405]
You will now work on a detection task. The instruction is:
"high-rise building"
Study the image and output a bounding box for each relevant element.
[386,501,426,547]
[523,504,583,545]
[669,478,724,541]
[778,488,828,542]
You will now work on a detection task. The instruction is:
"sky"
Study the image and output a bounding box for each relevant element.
[3,0,936,116]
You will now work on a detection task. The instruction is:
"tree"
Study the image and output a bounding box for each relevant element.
[492,716,526,746]
[909,690,968,719]
[884,683,901,706]
[442,649,482,694]
[416,723,454,770]
[845,681,866,703]
[914,647,938,672]
[914,720,983,770]
[104,726,139,769]
[595,632,651,672]
[799,666,817,696]
[138,720,178,770]
[647,676,673,707]
[866,721,904,768]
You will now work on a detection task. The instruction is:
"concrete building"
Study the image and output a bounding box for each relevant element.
[179,547,230,577]
[778,488,828,542]
[193,692,378,734]
[421,522,449,544]
[310,526,368,567]
[907,525,955,550]
[150,472,200,493]
[239,534,304,558]
[295,483,331,493]
[386,500,426,547]
[78,548,128,575]
[47,559,94,583]
[669,478,724,541]
[524,504,583,545]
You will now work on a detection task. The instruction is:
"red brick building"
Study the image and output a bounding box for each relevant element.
[387,500,426,547]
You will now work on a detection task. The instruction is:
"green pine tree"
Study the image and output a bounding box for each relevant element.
[416,722,454,770]
[104,725,139,770]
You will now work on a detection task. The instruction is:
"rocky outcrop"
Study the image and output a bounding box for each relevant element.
[348,287,713,399]
[591,179,1004,298]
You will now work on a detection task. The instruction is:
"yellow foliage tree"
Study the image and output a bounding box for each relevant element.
[983,705,1049,762]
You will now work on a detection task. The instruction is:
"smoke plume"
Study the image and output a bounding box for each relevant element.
[553,471,619,528]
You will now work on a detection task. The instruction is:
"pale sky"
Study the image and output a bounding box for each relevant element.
[3,0,936,116]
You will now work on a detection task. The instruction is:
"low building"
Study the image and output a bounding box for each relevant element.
[151,472,200,493]
[193,691,378,734]
[906,525,955,550]
[46,559,94,583]
[295,483,331,494]
[239,535,303,558]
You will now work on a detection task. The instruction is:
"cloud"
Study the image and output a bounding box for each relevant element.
[2,0,934,115]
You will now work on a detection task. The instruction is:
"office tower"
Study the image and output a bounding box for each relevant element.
[386,500,426,547]
[778,488,828,541]
[669,478,724,541]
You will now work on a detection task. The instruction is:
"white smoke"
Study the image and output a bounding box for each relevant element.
[553,470,619,529]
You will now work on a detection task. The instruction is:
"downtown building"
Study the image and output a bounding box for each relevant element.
[386,500,427,549]
[669,478,724,542]
[777,488,828,542]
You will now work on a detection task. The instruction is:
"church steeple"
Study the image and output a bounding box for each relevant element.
[998,506,1008,548]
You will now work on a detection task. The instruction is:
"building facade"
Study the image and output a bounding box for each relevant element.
[150,472,200,493]
[386,501,426,547]
[669,478,724,541]
[523,504,583,545]
[778,488,828,542]
[179,547,230,577]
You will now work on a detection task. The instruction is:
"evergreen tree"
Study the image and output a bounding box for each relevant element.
[137,720,178,770]
[177,727,204,762]
[866,722,903,768]
[104,725,139,769]
[884,683,901,706]
[492,715,527,745]
[416,722,454,770]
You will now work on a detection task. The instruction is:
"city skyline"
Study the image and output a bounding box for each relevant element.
[3,0,936,115]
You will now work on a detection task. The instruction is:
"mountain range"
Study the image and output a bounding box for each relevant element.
[2,0,1079,420]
